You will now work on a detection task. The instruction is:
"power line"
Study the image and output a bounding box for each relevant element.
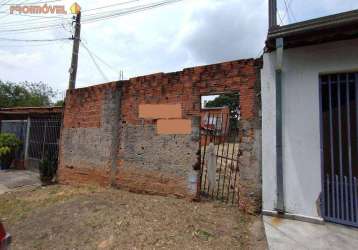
[0,0,16,7]
[81,39,120,74]
[82,0,184,24]
[0,36,70,41]
[0,0,184,35]
[80,41,110,82]
[0,40,69,47]
[0,0,62,5]
[0,0,33,20]
[282,0,296,23]
[82,0,140,13]
[277,10,284,25]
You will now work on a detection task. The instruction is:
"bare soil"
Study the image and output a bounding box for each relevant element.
[0,185,266,249]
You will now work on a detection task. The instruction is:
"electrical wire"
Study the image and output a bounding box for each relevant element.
[80,42,110,82]
[0,0,183,33]
[283,0,296,23]
[82,0,183,24]
[81,39,120,74]
[0,0,184,45]
[0,39,69,47]
[82,0,140,13]
[0,0,33,20]
[0,36,70,41]
[0,0,62,5]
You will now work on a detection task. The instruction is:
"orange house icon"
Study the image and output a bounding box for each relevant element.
[70,2,81,14]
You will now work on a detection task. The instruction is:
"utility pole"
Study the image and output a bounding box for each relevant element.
[68,11,81,90]
[269,0,277,29]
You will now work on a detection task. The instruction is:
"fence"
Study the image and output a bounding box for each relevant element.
[0,117,62,169]
[200,112,240,204]
[27,118,62,161]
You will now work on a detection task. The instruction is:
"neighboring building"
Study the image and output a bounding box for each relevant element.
[262,4,358,227]
[0,106,63,170]
[200,106,230,145]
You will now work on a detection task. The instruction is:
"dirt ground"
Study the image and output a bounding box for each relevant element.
[0,185,267,250]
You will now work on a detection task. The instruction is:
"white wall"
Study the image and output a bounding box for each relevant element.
[261,38,358,219]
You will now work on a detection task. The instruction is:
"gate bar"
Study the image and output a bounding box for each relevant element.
[211,112,223,197]
[319,79,326,217]
[215,112,229,198]
[201,112,212,192]
[326,175,330,217]
[346,75,354,221]
[354,177,358,222]
[336,175,340,219]
[328,76,336,218]
[232,157,240,204]
[221,125,233,199]
[216,112,227,199]
[226,128,239,203]
[337,77,344,220]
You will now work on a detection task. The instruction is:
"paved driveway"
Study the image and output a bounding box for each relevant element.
[264,215,358,249]
[0,170,40,194]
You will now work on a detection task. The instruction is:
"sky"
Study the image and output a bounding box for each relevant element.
[1,0,358,100]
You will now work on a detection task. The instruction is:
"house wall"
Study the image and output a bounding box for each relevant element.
[261,38,358,219]
[58,59,262,211]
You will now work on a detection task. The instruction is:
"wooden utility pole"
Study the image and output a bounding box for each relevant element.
[269,0,277,29]
[68,11,81,90]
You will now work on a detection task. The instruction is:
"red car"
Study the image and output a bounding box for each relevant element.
[0,222,11,250]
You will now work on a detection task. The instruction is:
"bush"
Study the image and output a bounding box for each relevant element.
[39,152,58,185]
[0,133,22,170]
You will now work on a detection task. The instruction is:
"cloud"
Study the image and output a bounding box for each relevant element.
[1,0,358,93]
[0,50,42,69]
[176,0,267,64]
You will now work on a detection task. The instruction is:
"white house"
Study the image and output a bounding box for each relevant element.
[261,2,358,228]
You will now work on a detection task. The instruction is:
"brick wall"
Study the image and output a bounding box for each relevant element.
[58,58,262,211]
[58,83,120,186]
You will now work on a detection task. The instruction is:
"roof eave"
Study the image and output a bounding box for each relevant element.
[266,9,358,51]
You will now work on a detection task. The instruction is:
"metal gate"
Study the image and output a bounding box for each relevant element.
[199,111,240,204]
[320,73,358,227]
[27,118,62,161]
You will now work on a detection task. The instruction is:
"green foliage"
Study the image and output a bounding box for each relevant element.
[205,93,240,129]
[39,152,58,184]
[54,100,64,106]
[205,93,240,119]
[0,80,57,108]
[0,146,11,157]
[0,133,21,169]
[0,133,21,156]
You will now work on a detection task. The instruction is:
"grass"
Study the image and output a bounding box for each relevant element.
[0,184,265,250]
[0,185,100,224]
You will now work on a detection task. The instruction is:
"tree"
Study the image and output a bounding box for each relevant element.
[54,100,64,107]
[205,93,240,119]
[0,80,57,108]
[205,93,240,129]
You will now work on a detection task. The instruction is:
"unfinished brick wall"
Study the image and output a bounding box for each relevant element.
[58,58,262,211]
[58,83,120,185]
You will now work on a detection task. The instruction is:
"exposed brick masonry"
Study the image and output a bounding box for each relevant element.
[58,58,262,212]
